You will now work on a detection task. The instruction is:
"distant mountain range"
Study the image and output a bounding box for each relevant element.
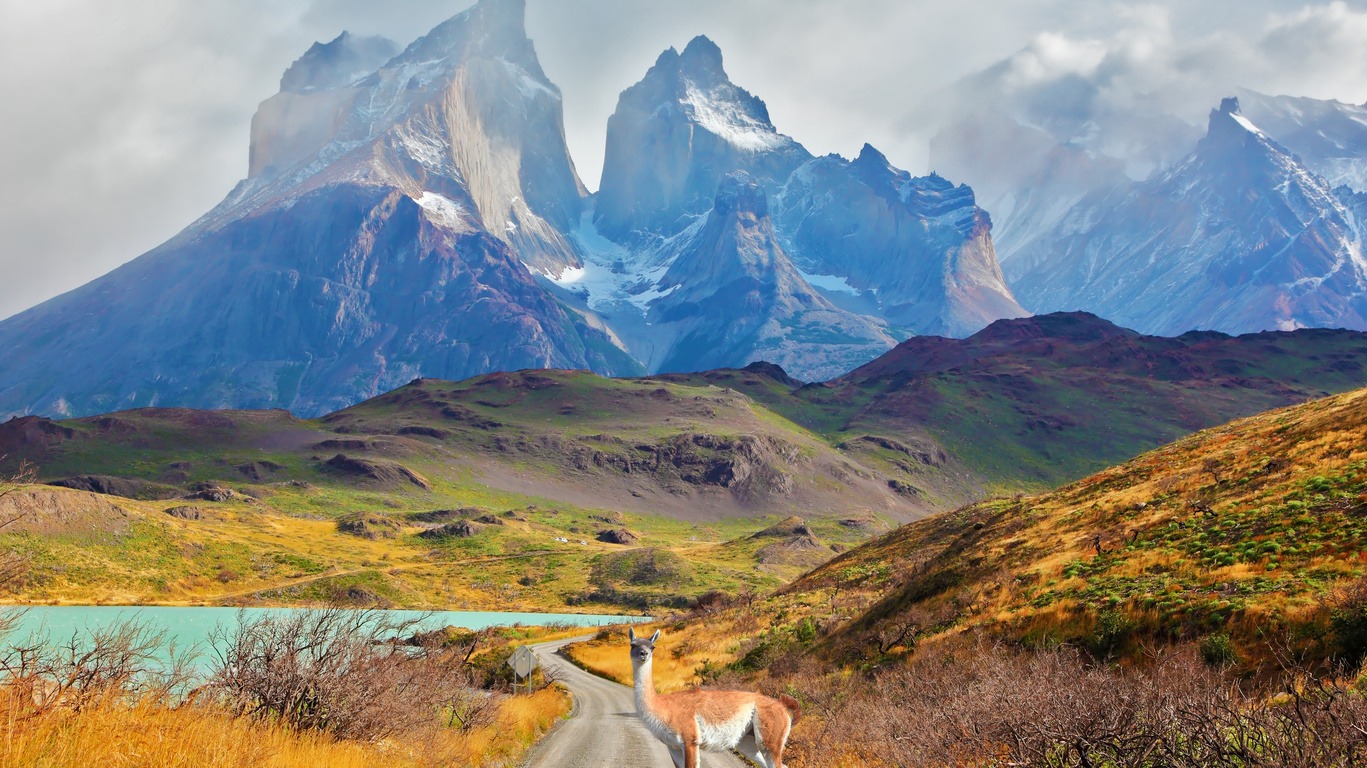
[1006,98,1367,335]
[4,0,1367,421]
[0,0,1020,419]
[930,67,1367,336]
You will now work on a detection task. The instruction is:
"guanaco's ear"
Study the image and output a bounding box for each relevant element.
[629,627,636,642]
[649,629,661,645]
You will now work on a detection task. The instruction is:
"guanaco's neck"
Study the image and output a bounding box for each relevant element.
[632,657,657,713]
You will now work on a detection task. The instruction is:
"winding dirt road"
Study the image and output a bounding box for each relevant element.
[520,636,748,768]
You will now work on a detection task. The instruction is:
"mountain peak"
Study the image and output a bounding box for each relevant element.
[1205,96,1275,148]
[403,0,536,68]
[279,31,398,93]
[680,35,725,80]
[850,143,896,187]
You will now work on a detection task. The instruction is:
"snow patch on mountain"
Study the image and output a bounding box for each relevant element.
[797,269,860,295]
[415,192,473,232]
[682,86,787,151]
[552,209,678,312]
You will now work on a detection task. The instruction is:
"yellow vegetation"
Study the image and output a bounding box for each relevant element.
[566,387,1367,683]
[0,686,569,768]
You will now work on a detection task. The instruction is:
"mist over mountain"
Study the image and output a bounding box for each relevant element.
[1006,98,1367,335]
[0,0,1023,419]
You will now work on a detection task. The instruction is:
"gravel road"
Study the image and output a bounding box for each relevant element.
[520,636,748,768]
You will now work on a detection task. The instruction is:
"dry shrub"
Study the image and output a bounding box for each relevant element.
[784,638,1367,767]
[0,616,190,720]
[0,460,37,587]
[209,608,491,741]
[1327,575,1367,670]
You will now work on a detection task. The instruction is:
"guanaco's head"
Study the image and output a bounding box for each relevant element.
[629,627,661,666]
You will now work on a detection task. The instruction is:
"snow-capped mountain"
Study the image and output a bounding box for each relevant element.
[646,173,896,378]
[594,36,812,243]
[1006,98,1367,335]
[774,144,1025,336]
[556,35,1023,377]
[1237,89,1367,194]
[0,0,635,418]
[0,0,1025,419]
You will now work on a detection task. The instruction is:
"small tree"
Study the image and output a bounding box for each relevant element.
[1201,457,1224,485]
[0,458,37,588]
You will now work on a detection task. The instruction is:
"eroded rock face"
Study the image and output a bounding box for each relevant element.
[647,174,897,380]
[323,454,431,490]
[596,528,638,545]
[0,487,131,535]
[418,520,481,539]
[48,475,181,501]
[774,145,1027,336]
[594,36,810,242]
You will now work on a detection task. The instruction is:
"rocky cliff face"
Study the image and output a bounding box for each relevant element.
[594,36,811,243]
[249,32,399,180]
[1006,98,1367,335]
[774,144,1026,335]
[647,174,896,378]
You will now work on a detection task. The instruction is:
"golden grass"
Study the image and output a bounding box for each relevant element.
[564,620,752,692]
[0,686,570,768]
[557,387,1367,688]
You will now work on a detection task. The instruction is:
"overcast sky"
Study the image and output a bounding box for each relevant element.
[2,0,1366,321]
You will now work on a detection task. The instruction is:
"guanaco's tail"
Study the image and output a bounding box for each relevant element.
[778,694,801,725]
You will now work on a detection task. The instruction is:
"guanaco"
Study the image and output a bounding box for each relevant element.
[630,628,800,768]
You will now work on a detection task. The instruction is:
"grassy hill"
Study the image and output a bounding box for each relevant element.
[571,384,1367,680]
[564,386,1367,765]
[5,314,1367,613]
[0,372,886,610]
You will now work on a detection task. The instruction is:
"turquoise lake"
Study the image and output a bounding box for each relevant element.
[0,606,645,666]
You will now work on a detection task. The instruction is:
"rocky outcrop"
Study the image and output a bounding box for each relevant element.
[596,528,639,545]
[323,454,431,490]
[47,475,181,501]
[418,520,481,539]
[164,505,212,521]
[336,512,401,539]
[0,487,131,535]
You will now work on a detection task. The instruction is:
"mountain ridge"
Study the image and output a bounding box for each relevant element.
[1005,97,1367,336]
[0,0,1025,420]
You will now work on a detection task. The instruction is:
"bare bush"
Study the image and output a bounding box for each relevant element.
[0,459,38,588]
[208,608,491,741]
[783,638,1367,767]
[0,619,190,719]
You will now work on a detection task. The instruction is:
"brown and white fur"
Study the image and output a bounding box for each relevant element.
[630,628,799,768]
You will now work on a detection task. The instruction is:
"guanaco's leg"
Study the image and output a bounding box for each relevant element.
[667,744,686,768]
[683,742,700,768]
[737,721,772,768]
